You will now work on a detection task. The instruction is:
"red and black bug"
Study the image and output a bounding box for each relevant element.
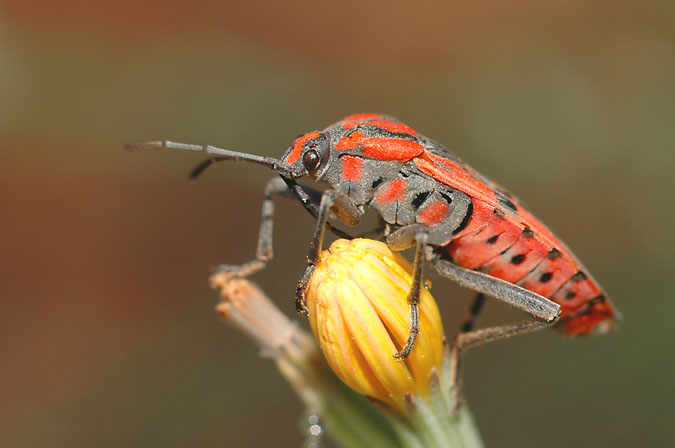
[127,113,618,387]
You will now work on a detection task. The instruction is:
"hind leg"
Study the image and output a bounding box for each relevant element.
[428,249,560,409]
[459,293,487,333]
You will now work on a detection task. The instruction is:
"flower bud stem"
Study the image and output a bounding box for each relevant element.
[385,357,484,448]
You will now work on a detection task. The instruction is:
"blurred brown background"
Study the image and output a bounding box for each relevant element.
[1,1,673,446]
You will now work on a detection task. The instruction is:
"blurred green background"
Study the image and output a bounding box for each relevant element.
[1,1,673,446]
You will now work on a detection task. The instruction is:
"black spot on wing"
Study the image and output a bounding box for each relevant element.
[486,235,499,245]
[547,248,563,259]
[539,272,553,283]
[569,295,608,319]
[522,227,534,238]
[572,271,587,282]
[588,295,606,305]
[372,177,384,189]
[510,254,526,264]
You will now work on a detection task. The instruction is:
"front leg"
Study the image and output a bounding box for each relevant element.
[295,190,362,314]
[211,177,293,286]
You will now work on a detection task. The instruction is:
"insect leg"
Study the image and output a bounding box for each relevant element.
[214,177,320,280]
[428,249,561,409]
[427,249,560,321]
[295,190,362,315]
[392,227,430,360]
[449,319,555,410]
[188,160,354,243]
[280,176,353,240]
[212,177,307,279]
[459,293,487,333]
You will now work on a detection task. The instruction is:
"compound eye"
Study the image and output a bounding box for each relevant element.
[302,149,321,171]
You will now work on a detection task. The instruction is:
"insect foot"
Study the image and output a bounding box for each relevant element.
[209,260,267,290]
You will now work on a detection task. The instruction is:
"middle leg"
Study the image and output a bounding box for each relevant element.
[386,224,431,360]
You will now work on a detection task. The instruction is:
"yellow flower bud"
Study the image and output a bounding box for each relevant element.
[306,238,445,414]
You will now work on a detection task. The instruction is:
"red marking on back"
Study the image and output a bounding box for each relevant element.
[414,153,497,205]
[361,138,424,161]
[418,201,449,226]
[336,131,366,151]
[375,179,407,204]
[337,133,423,161]
[424,151,485,182]
[340,155,363,182]
[286,131,320,165]
[366,120,418,136]
[342,113,383,122]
